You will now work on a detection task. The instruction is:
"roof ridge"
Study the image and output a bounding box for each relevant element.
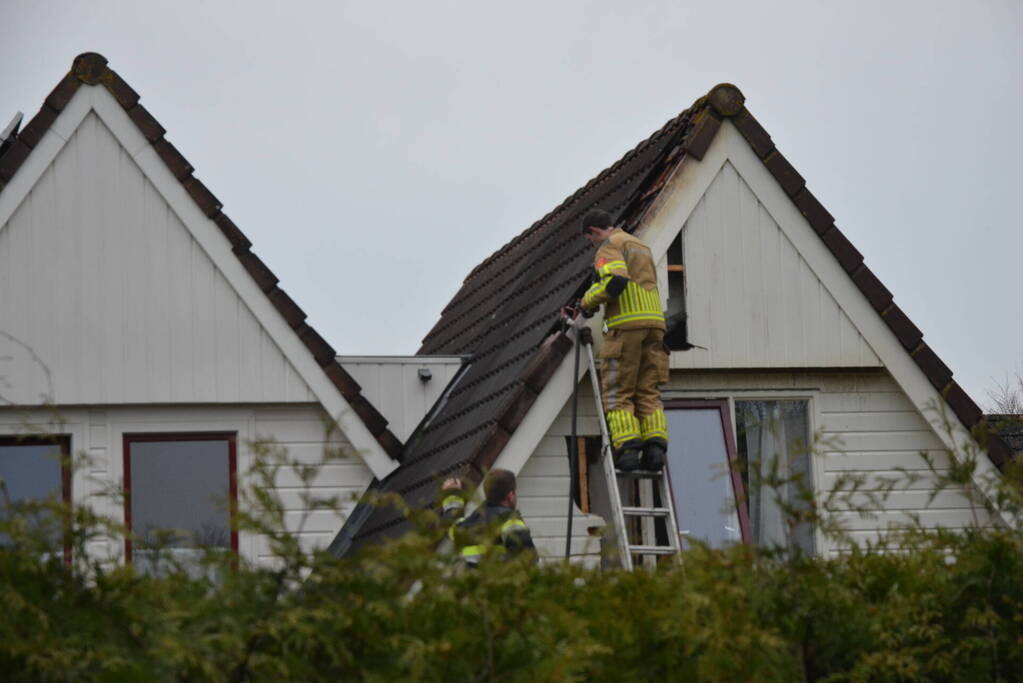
[0,52,402,460]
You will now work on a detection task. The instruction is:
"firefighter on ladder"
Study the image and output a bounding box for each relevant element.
[574,208,669,472]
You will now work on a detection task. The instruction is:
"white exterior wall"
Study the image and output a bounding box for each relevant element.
[0,112,315,406]
[338,355,464,442]
[0,404,373,567]
[513,367,991,562]
[664,161,880,369]
[514,380,605,567]
[663,369,993,557]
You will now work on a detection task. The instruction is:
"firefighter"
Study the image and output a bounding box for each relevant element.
[441,470,537,567]
[578,208,669,472]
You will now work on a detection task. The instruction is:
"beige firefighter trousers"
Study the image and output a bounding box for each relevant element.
[597,327,669,449]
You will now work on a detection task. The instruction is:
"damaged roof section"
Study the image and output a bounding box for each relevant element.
[341,99,710,554]
[0,53,402,461]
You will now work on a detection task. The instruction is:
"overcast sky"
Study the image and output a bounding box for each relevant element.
[2,1,1020,407]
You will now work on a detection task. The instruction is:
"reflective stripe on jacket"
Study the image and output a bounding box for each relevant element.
[581,228,665,330]
[448,504,536,567]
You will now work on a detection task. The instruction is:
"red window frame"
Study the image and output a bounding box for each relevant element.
[0,434,73,565]
[662,399,752,544]
[122,432,238,564]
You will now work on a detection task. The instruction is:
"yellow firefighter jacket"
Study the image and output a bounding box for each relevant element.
[581,228,665,330]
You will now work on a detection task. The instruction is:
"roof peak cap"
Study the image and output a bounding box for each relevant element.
[72,52,110,85]
[706,83,745,117]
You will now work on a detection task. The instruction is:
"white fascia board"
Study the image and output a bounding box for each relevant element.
[711,120,1009,524]
[14,84,396,480]
[492,321,601,476]
[0,88,93,230]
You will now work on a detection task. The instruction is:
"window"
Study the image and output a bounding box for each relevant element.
[734,400,814,555]
[123,433,236,575]
[663,401,751,548]
[0,435,71,563]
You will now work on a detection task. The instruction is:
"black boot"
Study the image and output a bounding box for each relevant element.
[614,440,643,472]
[640,440,667,472]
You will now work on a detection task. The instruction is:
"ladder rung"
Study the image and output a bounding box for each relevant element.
[615,469,666,479]
[622,506,670,518]
[628,545,678,555]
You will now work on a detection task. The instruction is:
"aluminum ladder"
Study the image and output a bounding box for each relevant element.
[579,332,681,570]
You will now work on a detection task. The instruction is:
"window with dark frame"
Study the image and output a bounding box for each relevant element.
[0,435,72,564]
[662,400,751,548]
[123,433,237,576]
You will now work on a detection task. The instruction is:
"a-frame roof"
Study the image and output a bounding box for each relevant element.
[0,53,403,472]
[338,83,1013,555]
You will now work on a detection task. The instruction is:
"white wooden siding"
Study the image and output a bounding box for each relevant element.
[511,366,989,564]
[0,404,372,567]
[338,356,463,442]
[667,161,881,369]
[661,369,991,556]
[515,381,605,567]
[0,112,315,406]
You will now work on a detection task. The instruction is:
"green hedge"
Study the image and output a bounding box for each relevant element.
[1,526,1021,682]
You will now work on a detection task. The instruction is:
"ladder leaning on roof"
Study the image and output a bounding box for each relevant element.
[566,320,681,571]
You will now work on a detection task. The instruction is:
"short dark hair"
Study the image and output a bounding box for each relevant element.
[580,208,613,234]
[484,469,517,505]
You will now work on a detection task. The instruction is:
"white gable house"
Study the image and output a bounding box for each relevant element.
[0,53,404,569]
[336,85,1014,564]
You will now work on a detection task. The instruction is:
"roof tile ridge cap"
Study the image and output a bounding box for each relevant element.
[64,52,404,460]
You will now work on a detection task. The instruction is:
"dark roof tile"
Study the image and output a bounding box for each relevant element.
[852,265,893,312]
[911,343,953,391]
[731,108,774,158]
[943,381,982,428]
[792,188,835,236]
[881,304,924,351]
[820,226,863,274]
[151,139,193,180]
[763,150,805,197]
[682,109,720,160]
[17,107,58,149]
[126,104,166,142]
[103,71,140,108]
[182,176,222,217]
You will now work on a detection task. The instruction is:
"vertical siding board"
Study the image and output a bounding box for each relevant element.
[190,241,217,401]
[141,179,163,400]
[9,193,32,400]
[237,303,263,401]
[714,164,738,364]
[118,125,148,403]
[32,167,60,399]
[213,273,240,402]
[684,200,708,362]
[260,329,286,400]
[168,209,194,401]
[738,163,761,366]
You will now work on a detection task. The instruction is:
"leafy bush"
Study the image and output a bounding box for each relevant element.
[1,504,1022,681]
[1,417,1021,681]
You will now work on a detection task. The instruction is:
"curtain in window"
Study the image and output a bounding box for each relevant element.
[736,401,813,555]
